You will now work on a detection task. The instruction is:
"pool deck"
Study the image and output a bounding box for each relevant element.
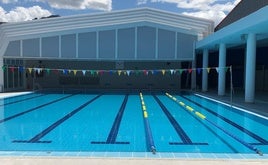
[0,90,268,164]
[0,157,267,165]
[196,90,268,118]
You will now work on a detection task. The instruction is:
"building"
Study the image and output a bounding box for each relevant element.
[0,8,213,91]
[196,0,268,103]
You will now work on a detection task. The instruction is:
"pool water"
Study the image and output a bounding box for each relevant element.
[0,91,267,154]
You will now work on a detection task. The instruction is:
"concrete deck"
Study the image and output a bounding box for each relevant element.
[196,89,268,118]
[0,157,267,165]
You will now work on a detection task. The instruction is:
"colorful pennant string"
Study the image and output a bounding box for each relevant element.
[1,65,232,77]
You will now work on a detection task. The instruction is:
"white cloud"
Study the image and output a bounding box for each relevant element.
[35,0,112,11]
[0,6,52,22]
[138,0,242,26]
[0,0,18,3]
[137,0,148,5]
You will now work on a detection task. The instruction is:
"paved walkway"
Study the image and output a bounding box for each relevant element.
[0,157,267,165]
[0,91,32,99]
[196,89,268,117]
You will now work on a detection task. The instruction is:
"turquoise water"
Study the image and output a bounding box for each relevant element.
[0,91,267,154]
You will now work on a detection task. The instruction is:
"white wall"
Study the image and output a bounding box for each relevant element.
[4,26,197,61]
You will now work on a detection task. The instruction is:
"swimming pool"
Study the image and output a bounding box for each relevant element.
[0,90,267,155]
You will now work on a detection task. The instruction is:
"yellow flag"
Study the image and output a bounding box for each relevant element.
[73,70,77,76]
[28,68,32,74]
[161,70,165,75]
[118,70,122,76]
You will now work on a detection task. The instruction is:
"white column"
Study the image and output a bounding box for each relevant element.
[245,33,256,103]
[0,57,3,92]
[218,43,226,96]
[202,49,209,92]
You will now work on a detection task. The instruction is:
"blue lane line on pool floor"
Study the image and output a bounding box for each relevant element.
[13,94,102,143]
[0,94,77,124]
[0,94,46,107]
[91,95,130,145]
[153,95,208,145]
[181,95,268,145]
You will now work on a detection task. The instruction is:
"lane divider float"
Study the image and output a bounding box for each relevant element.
[165,92,263,156]
[139,92,156,154]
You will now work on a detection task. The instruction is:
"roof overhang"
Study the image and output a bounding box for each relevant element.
[196,5,268,51]
[1,8,213,40]
[0,8,214,57]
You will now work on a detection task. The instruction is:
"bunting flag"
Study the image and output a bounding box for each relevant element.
[46,69,51,75]
[126,70,131,76]
[38,68,42,75]
[1,65,6,71]
[109,70,113,75]
[53,69,59,74]
[28,68,32,74]
[216,67,219,73]
[143,70,148,76]
[73,70,77,76]
[197,68,201,75]
[118,70,122,76]
[10,67,15,72]
[19,66,24,72]
[188,69,192,74]
[135,70,139,76]
[170,69,174,75]
[99,70,104,76]
[82,70,86,76]
[1,65,232,77]
[62,69,68,75]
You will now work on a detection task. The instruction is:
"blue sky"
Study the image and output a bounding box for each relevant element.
[0,0,241,26]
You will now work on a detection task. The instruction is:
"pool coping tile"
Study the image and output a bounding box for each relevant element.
[0,151,268,160]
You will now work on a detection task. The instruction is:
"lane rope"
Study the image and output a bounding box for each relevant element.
[139,92,156,154]
[165,92,263,156]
